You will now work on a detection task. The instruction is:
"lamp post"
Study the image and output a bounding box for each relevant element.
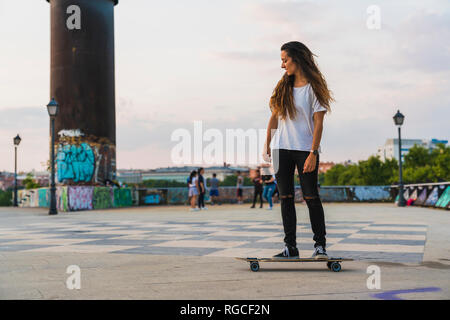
[393,110,406,207]
[13,134,21,206]
[47,98,59,215]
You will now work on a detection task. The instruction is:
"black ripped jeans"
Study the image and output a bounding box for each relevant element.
[273,149,326,249]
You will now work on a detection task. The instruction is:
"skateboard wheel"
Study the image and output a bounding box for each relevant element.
[327,262,332,270]
[250,262,260,272]
[330,262,341,272]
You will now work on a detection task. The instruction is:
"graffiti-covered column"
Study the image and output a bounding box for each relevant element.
[47,0,118,185]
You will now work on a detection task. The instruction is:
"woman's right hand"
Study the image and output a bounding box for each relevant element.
[262,141,271,163]
[262,149,271,163]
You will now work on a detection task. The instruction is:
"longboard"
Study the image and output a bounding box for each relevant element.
[235,257,353,272]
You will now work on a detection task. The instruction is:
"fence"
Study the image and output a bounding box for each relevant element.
[392,182,449,209]
[16,183,448,211]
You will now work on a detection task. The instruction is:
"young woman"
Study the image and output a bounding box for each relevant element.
[264,41,333,259]
[188,170,199,211]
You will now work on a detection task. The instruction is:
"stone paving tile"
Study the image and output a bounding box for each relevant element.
[0,244,57,252]
[113,246,221,256]
[187,235,266,242]
[340,238,426,246]
[236,242,315,250]
[358,229,427,235]
[371,223,428,227]
[327,243,424,253]
[0,219,428,263]
[79,239,167,246]
[327,250,424,263]
[22,245,140,253]
[50,233,127,239]
[231,227,284,232]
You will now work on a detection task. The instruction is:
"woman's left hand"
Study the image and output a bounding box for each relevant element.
[303,153,317,173]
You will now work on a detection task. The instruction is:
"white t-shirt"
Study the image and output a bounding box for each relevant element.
[236,176,243,188]
[189,177,198,189]
[270,83,327,152]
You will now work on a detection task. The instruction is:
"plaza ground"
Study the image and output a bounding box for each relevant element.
[0,203,449,299]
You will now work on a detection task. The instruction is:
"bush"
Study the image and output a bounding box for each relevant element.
[0,189,13,206]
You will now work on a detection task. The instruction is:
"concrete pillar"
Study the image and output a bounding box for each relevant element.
[46,0,118,185]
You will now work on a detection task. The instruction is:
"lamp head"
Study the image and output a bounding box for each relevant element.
[46,98,59,117]
[393,109,405,126]
[13,134,21,146]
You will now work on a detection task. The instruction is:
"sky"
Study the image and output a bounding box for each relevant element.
[0,0,449,172]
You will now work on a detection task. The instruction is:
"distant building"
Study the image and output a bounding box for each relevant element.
[377,138,448,161]
[116,170,143,184]
[0,172,16,191]
[0,171,49,191]
[318,162,335,174]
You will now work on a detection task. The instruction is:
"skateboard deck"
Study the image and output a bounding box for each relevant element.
[235,257,353,272]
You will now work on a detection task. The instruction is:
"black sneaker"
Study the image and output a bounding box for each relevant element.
[312,246,328,260]
[273,246,299,259]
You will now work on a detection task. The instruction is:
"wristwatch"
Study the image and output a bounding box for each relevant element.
[310,149,319,156]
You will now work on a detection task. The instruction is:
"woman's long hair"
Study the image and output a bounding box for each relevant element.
[270,41,334,120]
[188,170,197,184]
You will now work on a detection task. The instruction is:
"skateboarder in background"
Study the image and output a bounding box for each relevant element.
[264,41,333,259]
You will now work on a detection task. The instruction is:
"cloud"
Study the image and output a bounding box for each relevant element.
[209,50,278,62]
[393,10,450,72]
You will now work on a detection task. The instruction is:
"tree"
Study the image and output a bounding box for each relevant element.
[403,143,450,183]
[22,173,41,189]
[323,156,398,186]
[141,179,186,188]
[322,143,449,185]
[0,189,13,206]
[221,175,252,186]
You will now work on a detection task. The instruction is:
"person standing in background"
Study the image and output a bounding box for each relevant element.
[209,173,220,205]
[197,168,207,210]
[262,173,277,210]
[273,177,280,203]
[251,169,263,209]
[236,171,244,204]
[188,170,199,211]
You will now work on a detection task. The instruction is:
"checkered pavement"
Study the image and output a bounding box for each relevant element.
[0,220,427,263]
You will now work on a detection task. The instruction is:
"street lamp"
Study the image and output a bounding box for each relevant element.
[47,98,59,215]
[13,134,21,207]
[393,110,406,207]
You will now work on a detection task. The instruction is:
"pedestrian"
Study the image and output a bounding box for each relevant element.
[188,170,199,211]
[236,171,244,204]
[209,173,220,205]
[251,169,263,209]
[264,41,332,259]
[273,179,280,203]
[262,173,276,210]
[197,167,207,210]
